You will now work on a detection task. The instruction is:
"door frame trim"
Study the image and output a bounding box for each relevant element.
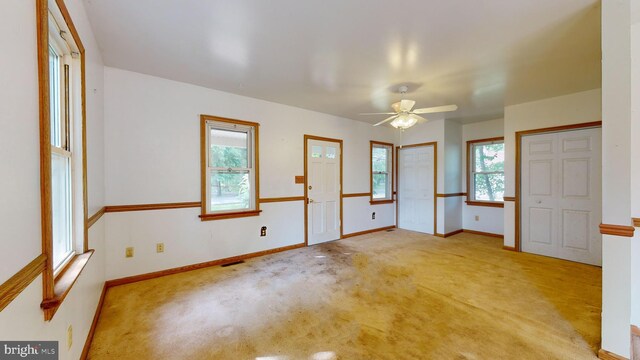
[395,142,438,235]
[515,121,602,252]
[303,135,344,246]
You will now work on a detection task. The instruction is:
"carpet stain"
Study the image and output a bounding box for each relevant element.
[88,230,601,360]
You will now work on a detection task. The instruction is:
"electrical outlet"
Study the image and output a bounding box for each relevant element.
[125,247,134,258]
[372,212,376,220]
[475,215,480,221]
[67,325,73,350]
[156,243,164,253]
[260,226,267,237]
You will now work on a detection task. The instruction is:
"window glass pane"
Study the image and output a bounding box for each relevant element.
[209,129,248,168]
[372,173,388,199]
[210,170,251,212]
[372,146,388,172]
[474,173,505,201]
[474,143,504,172]
[49,46,61,148]
[326,146,336,159]
[52,152,72,269]
[311,145,322,158]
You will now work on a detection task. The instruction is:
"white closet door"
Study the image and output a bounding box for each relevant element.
[398,145,435,234]
[521,128,602,265]
[307,139,341,245]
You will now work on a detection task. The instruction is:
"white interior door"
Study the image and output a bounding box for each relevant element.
[398,145,435,234]
[521,127,602,266]
[307,139,341,245]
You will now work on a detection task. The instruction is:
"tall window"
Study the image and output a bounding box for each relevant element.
[49,20,74,272]
[370,141,393,204]
[201,115,260,220]
[467,138,505,206]
[40,0,90,321]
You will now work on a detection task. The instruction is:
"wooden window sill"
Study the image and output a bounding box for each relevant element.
[465,200,504,208]
[200,210,262,221]
[41,249,94,320]
[370,200,394,205]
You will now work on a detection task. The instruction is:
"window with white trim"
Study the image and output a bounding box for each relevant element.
[49,14,75,273]
[469,139,505,202]
[202,116,260,219]
[371,142,393,202]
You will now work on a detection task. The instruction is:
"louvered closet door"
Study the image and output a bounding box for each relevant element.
[521,128,602,265]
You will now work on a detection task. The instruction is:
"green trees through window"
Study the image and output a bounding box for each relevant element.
[472,142,505,202]
[371,142,392,201]
[208,127,253,212]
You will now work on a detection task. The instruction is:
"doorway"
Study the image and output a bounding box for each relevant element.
[397,143,437,234]
[519,126,602,265]
[304,135,343,245]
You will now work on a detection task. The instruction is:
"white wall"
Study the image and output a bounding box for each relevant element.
[601,0,633,356]
[461,118,505,235]
[443,120,463,234]
[0,222,105,360]
[0,1,106,359]
[103,67,396,280]
[0,0,42,284]
[502,89,602,247]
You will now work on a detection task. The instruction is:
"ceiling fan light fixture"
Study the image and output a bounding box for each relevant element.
[390,113,417,130]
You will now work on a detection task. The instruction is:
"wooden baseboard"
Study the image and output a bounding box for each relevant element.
[598,348,628,360]
[341,226,396,239]
[105,243,306,288]
[462,229,505,239]
[80,283,108,360]
[434,229,464,238]
[448,230,463,237]
[502,246,517,252]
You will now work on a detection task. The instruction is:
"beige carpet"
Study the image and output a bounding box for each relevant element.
[88,229,601,359]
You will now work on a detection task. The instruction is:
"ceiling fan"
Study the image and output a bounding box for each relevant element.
[361,85,458,130]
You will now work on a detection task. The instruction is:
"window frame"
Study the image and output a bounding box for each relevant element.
[200,115,261,221]
[369,141,394,205]
[38,0,93,321]
[466,137,505,208]
[49,30,75,275]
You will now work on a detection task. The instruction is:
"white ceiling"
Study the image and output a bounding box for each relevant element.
[84,0,601,124]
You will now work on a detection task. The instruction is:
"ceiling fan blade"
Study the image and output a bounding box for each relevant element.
[373,115,398,127]
[359,112,397,115]
[409,114,428,123]
[412,104,458,114]
[400,99,416,112]
[391,102,401,113]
